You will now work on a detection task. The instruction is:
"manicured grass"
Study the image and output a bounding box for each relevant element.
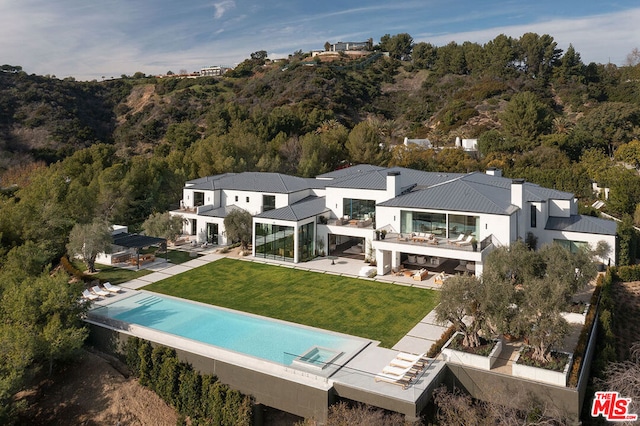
[164,249,200,264]
[144,258,439,348]
[91,263,152,285]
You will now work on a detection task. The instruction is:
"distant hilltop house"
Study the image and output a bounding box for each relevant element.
[403,137,433,148]
[455,136,478,152]
[311,39,374,60]
[200,65,231,77]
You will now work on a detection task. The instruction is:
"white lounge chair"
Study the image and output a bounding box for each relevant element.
[374,371,413,389]
[91,285,110,297]
[103,282,122,293]
[396,352,426,363]
[455,235,474,246]
[82,289,100,301]
[382,364,416,377]
[448,234,465,243]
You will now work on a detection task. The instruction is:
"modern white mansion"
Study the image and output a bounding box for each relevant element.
[171,165,617,276]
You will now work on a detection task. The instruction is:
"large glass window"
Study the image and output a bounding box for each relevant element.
[298,222,315,262]
[448,214,479,238]
[206,223,218,244]
[263,195,276,212]
[194,191,204,206]
[401,210,478,238]
[530,204,537,228]
[255,223,295,261]
[401,211,447,235]
[554,239,588,254]
[343,199,376,220]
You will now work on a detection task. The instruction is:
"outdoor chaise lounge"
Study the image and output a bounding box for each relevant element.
[454,235,474,246]
[390,356,428,370]
[397,352,427,363]
[82,289,100,301]
[448,233,465,244]
[382,364,419,377]
[103,282,123,293]
[374,371,414,389]
[91,285,110,297]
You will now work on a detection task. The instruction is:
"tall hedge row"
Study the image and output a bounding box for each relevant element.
[123,337,252,426]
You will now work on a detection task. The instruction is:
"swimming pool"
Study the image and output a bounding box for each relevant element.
[89,292,369,369]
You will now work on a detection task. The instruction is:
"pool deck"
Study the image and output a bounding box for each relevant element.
[88,251,450,419]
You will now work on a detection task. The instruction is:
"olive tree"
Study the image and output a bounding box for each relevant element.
[66,219,113,273]
[223,209,252,250]
[142,212,185,243]
[435,274,489,348]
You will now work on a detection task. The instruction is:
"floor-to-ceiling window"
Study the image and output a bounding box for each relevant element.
[401,210,479,238]
[254,223,295,261]
[298,222,315,262]
[448,214,480,238]
[401,211,447,235]
[343,198,376,220]
[554,239,588,254]
[206,223,218,244]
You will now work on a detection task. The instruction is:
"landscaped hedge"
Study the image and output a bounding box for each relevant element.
[123,337,253,426]
[60,255,87,281]
[427,325,457,358]
[612,264,640,282]
[568,273,606,387]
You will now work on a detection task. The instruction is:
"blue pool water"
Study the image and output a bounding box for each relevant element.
[90,292,366,367]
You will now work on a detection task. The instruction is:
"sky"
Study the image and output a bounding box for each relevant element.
[1,0,639,81]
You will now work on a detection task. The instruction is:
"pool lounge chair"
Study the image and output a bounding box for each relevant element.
[82,289,100,301]
[374,371,413,389]
[397,352,427,363]
[382,364,418,377]
[103,282,122,293]
[91,285,110,297]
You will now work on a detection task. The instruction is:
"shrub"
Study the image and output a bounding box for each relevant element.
[122,337,253,425]
[614,264,640,282]
[60,255,87,281]
[427,325,456,358]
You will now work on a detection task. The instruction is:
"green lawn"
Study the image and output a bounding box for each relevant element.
[143,258,439,348]
[92,263,152,285]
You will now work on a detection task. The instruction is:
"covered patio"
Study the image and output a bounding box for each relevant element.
[111,233,168,269]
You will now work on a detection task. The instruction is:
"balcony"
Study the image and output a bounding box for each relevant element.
[328,217,374,229]
[376,232,494,254]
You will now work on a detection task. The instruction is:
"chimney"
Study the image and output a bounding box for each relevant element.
[511,179,525,209]
[486,167,502,177]
[387,171,401,199]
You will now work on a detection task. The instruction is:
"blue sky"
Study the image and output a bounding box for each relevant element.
[1,0,639,81]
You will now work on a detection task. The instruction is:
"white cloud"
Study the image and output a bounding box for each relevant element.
[213,0,235,19]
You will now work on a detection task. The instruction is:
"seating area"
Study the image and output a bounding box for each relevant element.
[374,352,429,389]
[434,272,450,285]
[411,232,434,242]
[103,282,123,293]
[412,269,429,281]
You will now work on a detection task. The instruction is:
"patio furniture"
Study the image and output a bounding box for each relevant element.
[455,235,474,246]
[374,371,413,389]
[82,289,100,301]
[103,282,123,293]
[447,234,465,244]
[434,272,450,285]
[91,285,110,297]
[413,269,429,281]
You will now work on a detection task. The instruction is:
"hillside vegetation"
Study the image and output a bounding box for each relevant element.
[1,33,640,422]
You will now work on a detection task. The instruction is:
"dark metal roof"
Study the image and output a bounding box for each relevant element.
[545,215,618,235]
[198,204,244,218]
[187,172,324,193]
[315,164,386,180]
[112,232,166,248]
[256,196,328,221]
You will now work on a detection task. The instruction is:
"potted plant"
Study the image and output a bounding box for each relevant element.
[471,237,477,252]
[375,230,380,240]
[380,230,387,240]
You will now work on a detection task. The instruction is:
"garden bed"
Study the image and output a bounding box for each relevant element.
[512,347,573,386]
[441,332,503,370]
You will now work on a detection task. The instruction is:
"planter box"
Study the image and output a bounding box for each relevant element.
[512,348,573,386]
[561,303,590,325]
[441,332,503,370]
